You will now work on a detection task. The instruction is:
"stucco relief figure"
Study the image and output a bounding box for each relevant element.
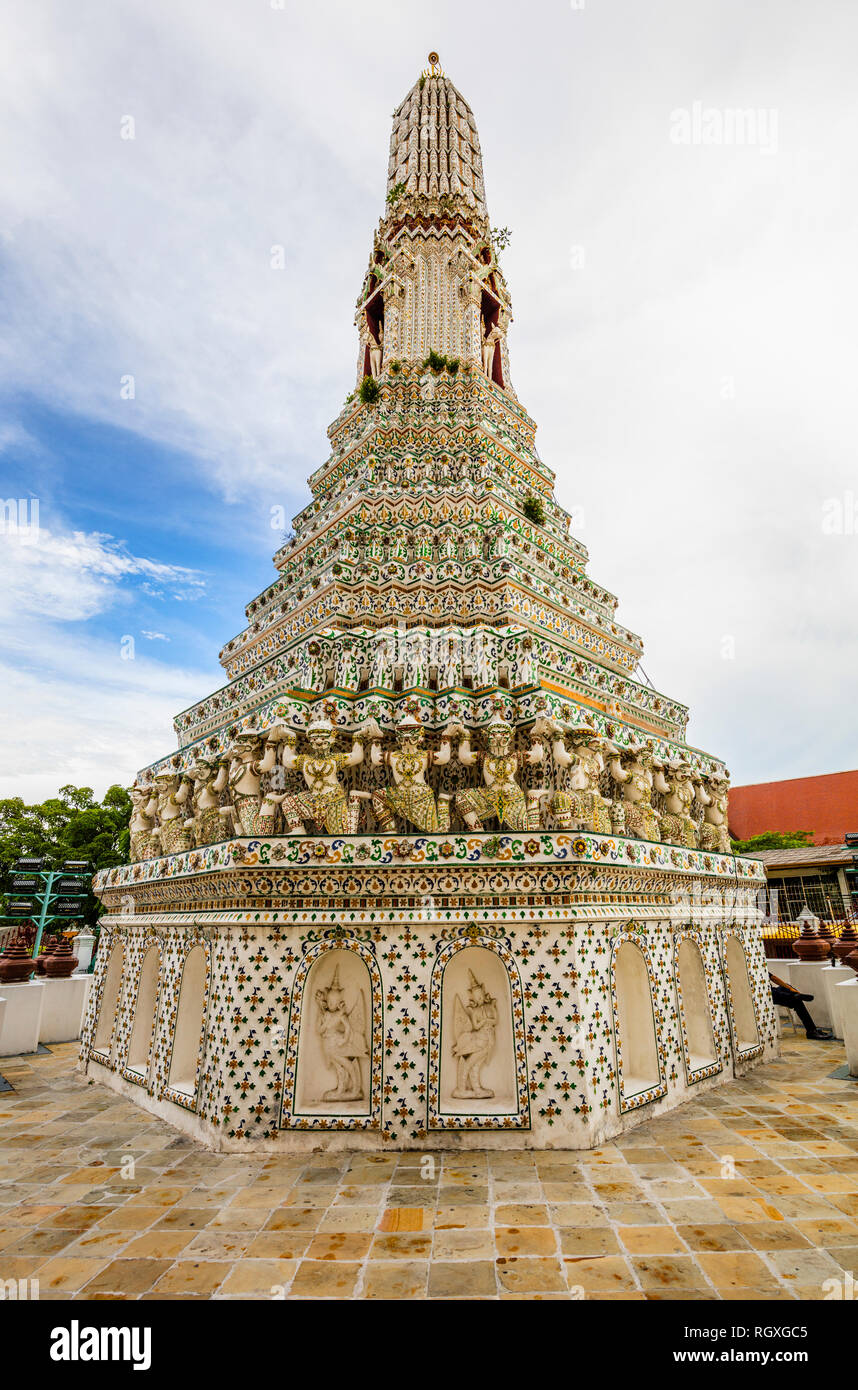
[226,733,283,838]
[335,638,360,691]
[452,970,498,1099]
[472,629,497,687]
[370,629,395,687]
[608,742,661,842]
[153,771,193,855]
[440,631,461,688]
[454,713,545,832]
[184,758,230,847]
[370,715,452,833]
[695,772,732,854]
[515,634,539,687]
[129,781,159,861]
[403,628,428,687]
[368,321,384,378]
[481,321,502,377]
[296,641,321,691]
[315,966,369,1101]
[654,758,699,848]
[389,530,408,564]
[551,720,612,833]
[280,718,364,835]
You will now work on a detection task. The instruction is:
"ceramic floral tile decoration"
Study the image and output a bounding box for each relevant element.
[81,56,777,1151]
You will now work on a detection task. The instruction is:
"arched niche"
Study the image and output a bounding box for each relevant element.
[294,948,373,1117]
[93,941,125,1059]
[438,945,517,1116]
[167,944,207,1098]
[126,944,161,1082]
[613,939,662,1103]
[723,934,760,1055]
[675,936,718,1078]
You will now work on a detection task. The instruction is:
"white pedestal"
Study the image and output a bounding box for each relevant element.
[73,932,96,975]
[839,980,858,1077]
[822,965,854,1039]
[0,981,45,1056]
[39,976,92,1045]
[783,961,834,1031]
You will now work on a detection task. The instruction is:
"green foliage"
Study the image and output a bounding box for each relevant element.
[359,374,381,405]
[0,784,132,930]
[730,830,814,854]
[522,494,547,526]
[386,180,406,206]
[389,359,402,374]
[491,225,512,252]
[422,351,459,375]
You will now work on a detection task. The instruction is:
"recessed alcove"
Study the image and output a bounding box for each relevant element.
[438,946,516,1116]
[167,945,207,1098]
[126,944,161,1082]
[294,948,373,1116]
[723,935,760,1054]
[613,940,662,1102]
[675,937,718,1076]
[92,942,125,1059]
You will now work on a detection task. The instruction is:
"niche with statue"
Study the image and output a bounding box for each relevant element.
[437,946,517,1116]
[293,949,373,1117]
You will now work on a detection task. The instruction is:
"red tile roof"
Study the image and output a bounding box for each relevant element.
[753,844,853,870]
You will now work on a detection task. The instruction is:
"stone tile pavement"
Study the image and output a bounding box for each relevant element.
[0,1039,856,1300]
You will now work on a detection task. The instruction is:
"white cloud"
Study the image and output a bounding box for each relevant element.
[0,629,213,801]
[0,519,209,799]
[141,630,169,641]
[0,526,204,623]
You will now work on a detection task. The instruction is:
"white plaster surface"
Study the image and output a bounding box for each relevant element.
[821,965,854,1039]
[40,976,92,1045]
[0,981,45,1056]
[840,979,858,1077]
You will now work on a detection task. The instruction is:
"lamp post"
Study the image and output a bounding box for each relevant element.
[846,833,858,917]
[0,857,92,979]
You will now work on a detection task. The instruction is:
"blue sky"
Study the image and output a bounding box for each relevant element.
[1,0,856,801]
[8,401,275,666]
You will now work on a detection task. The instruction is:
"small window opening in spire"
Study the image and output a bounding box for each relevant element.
[480,290,504,389]
[365,292,385,378]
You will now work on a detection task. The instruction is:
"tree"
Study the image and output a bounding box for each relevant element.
[0,784,131,931]
[730,829,814,854]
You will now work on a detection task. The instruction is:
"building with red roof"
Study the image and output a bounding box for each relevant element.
[729,770,858,846]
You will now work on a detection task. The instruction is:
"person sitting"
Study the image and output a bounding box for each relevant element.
[768,972,833,1040]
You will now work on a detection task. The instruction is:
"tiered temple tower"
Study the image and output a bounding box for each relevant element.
[83,58,776,1151]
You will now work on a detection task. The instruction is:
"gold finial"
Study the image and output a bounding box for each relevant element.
[423,51,443,77]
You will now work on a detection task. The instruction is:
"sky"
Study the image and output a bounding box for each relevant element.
[0,0,856,803]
